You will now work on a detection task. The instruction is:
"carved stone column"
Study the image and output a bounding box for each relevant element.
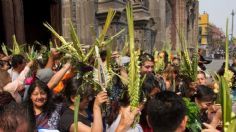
[97,0,127,50]
[132,1,155,52]
[1,0,15,47]
[76,0,97,45]
[13,0,25,44]
[51,0,62,35]
[1,0,25,47]
[61,0,71,40]
[149,0,166,50]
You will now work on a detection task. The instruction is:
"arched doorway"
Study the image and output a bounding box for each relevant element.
[0,0,61,47]
[23,0,51,45]
[0,1,5,45]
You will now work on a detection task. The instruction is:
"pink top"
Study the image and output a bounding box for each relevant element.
[3,66,30,103]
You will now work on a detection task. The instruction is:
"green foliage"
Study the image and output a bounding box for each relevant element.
[224,18,234,87]
[10,35,24,55]
[225,18,229,71]
[162,40,172,62]
[121,35,129,56]
[73,95,80,132]
[69,21,85,61]
[1,44,8,56]
[126,2,141,109]
[44,9,124,64]
[178,29,198,81]
[153,50,165,74]
[220,19,236,132]
[219,76,233,131]
[183,98,201,132]
[26,46,38,61]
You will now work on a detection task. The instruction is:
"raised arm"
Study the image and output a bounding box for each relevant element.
[92,91,108,132]
[47,62,71,89]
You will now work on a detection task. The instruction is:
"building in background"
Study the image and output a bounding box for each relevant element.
[0,0,199,53]
[208,24,225,50]
[198,12,209,48]
[198,12,225,57]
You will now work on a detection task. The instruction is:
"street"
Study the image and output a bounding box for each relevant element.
[205,59,227,72]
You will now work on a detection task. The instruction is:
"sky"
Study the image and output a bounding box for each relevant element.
[199,0,236,36]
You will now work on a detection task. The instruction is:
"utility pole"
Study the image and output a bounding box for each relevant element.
[231,10,234,42]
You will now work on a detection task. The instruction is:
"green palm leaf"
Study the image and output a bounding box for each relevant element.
[126,2,141,109]
[73,95,80,132]
[1,44,8,56]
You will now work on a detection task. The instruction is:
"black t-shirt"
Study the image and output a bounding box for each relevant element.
[59,107,92,132]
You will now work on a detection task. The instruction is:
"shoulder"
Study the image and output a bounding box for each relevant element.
[59,108,74,131]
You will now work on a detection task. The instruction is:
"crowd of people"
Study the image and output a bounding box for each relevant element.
[0,47,236,132]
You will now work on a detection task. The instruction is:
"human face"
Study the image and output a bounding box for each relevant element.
[18,60,26,72]
[141,61,154,74]
[233,59,236,65]
[197,73,206,85]
[159,52,165,59]
[195,99,213,110]
[173,59,180,66]
[79,96,90,110]
[30,87,47,108]
[0,61,10,70]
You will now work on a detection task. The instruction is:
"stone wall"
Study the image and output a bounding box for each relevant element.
[0,0,199,52]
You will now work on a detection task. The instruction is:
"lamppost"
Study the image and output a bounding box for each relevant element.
[231,10,234,43]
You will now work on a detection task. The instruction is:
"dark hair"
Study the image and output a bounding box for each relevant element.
[147,91,187,132]
[197,71,206,78]
[142,73,160,95]
[139,52,154,65]
[159,51,169,65]
[0,103,34,132]
[100,50,107,62]
[64,77,93,104]
[11,54,25,69]
[24,79,55,117]
[0,91,15,108]
[194,85,216,102]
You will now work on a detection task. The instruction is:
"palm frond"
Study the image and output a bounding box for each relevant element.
[43,22,68,45]
[98,8,116,43]
[73,95,80,132]
[69,21,85,59]
[95,45,107,91]
[83,9,117,62]
[219,76,232,131]
[154,50,165,74]
[121,35,129,56]
[10,35,23,55]
[178,28,198,81]
[1,44,8,56]
[126,2,141,109]
[220,19,236,132]
[26,46,38,61]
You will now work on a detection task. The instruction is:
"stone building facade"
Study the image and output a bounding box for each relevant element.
[0,0,199,52]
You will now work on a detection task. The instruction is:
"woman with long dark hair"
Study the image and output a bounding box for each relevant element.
[59,77,108,132]
[24,79,60,130]
[193,85,221,129]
